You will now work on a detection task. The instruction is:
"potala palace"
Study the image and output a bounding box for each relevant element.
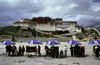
[13,17,81,32]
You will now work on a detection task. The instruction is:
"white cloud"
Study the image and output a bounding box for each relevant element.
[69,3,78,8]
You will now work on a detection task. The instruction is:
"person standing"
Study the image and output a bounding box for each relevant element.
[70,45,73,57]
[74,45,76,56]
[95,45,99,60]
[14,45,17,56]
[60,50,63,58]
[11,45,15,56]
[64,45,67,57]
[22,45,25,56]
[26,45,29,52]
[14,47,18,56]
[5,45,8,55]
[81,46,84,57]
[5,45,8,53]
[7,45,11,56]
[45,45,49,55]
[51,45,55,58]
[38,45,41,55]
[18,45,22,56]
[81,45,85,57]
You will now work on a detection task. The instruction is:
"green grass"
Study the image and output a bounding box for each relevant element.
[3,26,21,33]
[0,31,10,35]
[0,31,19,37]
[0,26,21,37]
[22,28,42,37]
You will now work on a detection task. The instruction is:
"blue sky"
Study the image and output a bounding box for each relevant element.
[0,0,100,27]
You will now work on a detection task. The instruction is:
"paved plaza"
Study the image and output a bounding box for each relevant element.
[0,42,100,65]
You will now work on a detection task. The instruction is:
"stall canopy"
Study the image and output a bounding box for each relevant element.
[67,40,82,45]
[46,40,60,45]
[1,40,16,45]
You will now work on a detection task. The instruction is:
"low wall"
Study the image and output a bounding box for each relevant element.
[14,37,73,42]
[0,35,12,42]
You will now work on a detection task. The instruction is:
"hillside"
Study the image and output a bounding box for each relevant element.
[0,26,21,37]
[0,26,70,37]
[75,27,100,40]
[0,26,100,38]
[22,28,70,37]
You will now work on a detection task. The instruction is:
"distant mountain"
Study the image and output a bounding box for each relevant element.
[96,27,100,32]
[0,26,4,28]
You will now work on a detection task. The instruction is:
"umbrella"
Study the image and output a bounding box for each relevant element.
[1,40,16,45]
[46,40,60,45]
[67,40,82,45]
[88,40,100,45]
[28,40,43,44]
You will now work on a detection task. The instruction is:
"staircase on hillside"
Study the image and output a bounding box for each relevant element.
[94,28,100,35]
[35,28,51,34]
[69,30,78,35]
[30,27,81,38]
[34,28,63,38]
[18,27,22,37]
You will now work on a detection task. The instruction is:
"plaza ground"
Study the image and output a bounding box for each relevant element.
[0,42,100,65]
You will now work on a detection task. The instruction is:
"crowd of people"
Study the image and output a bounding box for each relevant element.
[70,45,85,57]
[45,45,55,58]
[45,45,85,58]
[5,45,25,56]
[59,45,85,58]
[5,44,100,60]
[5,44,85,58]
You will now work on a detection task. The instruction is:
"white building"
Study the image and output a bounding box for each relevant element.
[55,21,81,32]
[13,18,81,32]
[13,19,35,29]
[56,21,76,31]
[36,22,56,31]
